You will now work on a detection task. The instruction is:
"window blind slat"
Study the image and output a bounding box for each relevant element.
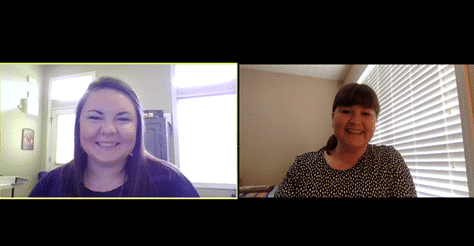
[359,64,469,197]
[413,179,468,193]
[375,113,461,143]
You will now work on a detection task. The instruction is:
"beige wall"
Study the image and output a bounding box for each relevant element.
[239,68,340,186]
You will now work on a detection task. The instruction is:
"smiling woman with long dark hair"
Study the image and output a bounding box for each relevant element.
[275,83,416,198]
[30,77,199,197]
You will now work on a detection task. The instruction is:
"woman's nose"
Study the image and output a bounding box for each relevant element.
[349,112,362,124]
[100,121,117,135]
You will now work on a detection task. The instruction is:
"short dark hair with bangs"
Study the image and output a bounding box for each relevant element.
[325,83,380,155]
[332,83,380,117]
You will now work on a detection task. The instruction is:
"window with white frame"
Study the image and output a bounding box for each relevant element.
[51,108,76,165]
[358,65,469,197]
[173,64,237,187]
[47,72,95,171]
[50,72,95,101]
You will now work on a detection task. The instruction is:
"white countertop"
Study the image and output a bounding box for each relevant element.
[0,184,14,190]
[0,183,25,190]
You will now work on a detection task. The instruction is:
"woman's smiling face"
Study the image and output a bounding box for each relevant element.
[79,89,138,166]
[332,105,377,151]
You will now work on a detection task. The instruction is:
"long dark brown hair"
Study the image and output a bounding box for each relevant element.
[59,77,158,196]
[324,83,380,155]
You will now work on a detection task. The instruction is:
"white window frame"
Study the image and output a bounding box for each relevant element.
[171,65,237,190]
[45,71,95,171]
[49,107,76,170]
[176,79,237,99]
[453,65,474,197]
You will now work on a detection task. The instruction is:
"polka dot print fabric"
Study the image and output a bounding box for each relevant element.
[275,144,417,198]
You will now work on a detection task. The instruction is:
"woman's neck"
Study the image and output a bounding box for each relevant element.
[328,144,367,170]
[84,158,127,192]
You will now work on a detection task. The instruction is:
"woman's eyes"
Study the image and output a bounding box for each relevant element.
[87,116,130,122]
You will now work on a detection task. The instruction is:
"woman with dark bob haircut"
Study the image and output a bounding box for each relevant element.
[30,77,199,197]
[275,83,417,198]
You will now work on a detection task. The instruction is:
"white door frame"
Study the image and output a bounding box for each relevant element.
[47,107,76,171]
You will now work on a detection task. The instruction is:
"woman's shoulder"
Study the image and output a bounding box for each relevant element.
[144,153,200,197]
[38,164,71,183]
[368,144,406,167]
[144,153,183,179]
[297,149,325,162]
[288,149,326,172]
[368,144,400,157]
[299,150,322,159]
[29,164,69,197]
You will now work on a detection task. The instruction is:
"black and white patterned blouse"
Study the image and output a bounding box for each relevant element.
[275,144,417,198]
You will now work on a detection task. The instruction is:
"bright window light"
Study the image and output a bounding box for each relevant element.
[357,65,375,84]
[1,81,29,111]
[51,74,94,101]
[177,94,237,185]
[55,114,76,164]
[173,64,237,88]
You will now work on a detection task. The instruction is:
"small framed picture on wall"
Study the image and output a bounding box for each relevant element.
[21,128,34,150]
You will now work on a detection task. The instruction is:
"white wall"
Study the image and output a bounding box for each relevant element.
[342,64,368,86]
[1,65,46,197]
[44,65,172,114]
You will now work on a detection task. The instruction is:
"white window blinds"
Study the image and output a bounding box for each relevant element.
[358,65,469,197]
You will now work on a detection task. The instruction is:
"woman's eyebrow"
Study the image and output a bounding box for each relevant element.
[87,110,103,115]
[86,110,132,116]
[117,112,132,116]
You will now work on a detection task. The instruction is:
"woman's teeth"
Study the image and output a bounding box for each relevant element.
[346,129,363,134]
[96,142,120,147]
